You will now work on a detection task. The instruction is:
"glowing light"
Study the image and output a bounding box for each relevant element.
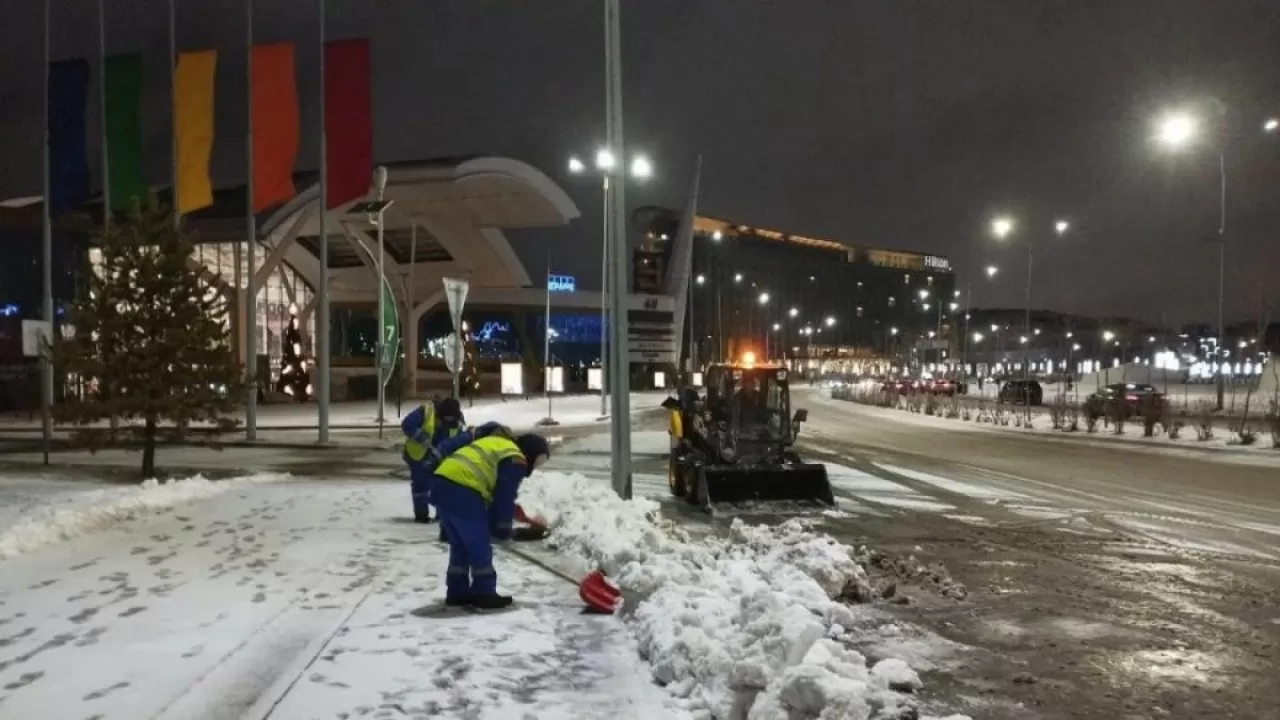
[789,307,798,317]
[758,292,770,305]
[1054,219,1070,235]
[741,351,757,366]
[1156,112,1198,148]
[595,149,616,171]
[825,316,836,327]
[972,332,984,342]
[695,274,706,285]
[712,230,723,241]
[991,216,1015,239]
[1265,118,1279,133]
[734,273,743,283]
[630,154,653,179]
[568,156,585,173]
[986,265,998,278]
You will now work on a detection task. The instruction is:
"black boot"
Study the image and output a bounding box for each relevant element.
[414,507,433,524]
[444,594,471,607]
[469,593,514,610]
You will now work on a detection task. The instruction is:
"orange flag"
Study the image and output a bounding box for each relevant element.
[173,50,217,214]
[251,43,300,212]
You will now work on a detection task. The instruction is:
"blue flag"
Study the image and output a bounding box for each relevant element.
[48,58,91,215]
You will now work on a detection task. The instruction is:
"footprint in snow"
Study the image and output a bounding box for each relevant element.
[2,671,44,691]
[82,681,129,700]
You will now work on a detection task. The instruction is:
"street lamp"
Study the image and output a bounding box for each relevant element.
[986,265,998,278]
[630,154,653,179]
[972,332,984,343]
[825,315,836,327]
[695,274,705,285]
[758,292,770,305]
[1266,118,1279,133]
[1054,219,1070,236]
[917,288,929,300]
[789,307,798,318]
[567,147,655,420]
[734,273,743,283]
[711,229,723,241]
[1155,111,1198,148]
[991,216,1015,239]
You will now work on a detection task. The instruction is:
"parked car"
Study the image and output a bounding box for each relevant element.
[879,377,911,395]
[998,379,1043,406]
[928,377,967,396]
[1089,383,1163,418]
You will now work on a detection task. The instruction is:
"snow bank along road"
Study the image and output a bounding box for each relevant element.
[0,467,972,719]
[754,388,1279,719]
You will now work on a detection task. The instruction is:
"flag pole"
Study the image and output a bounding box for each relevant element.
[316,0,331,443]
[168,0,178,228]
[41,0,54,466]
[97,0,110,231]
[244,0,258,440]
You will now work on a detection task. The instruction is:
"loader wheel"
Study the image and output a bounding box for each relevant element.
[668,454,688,497]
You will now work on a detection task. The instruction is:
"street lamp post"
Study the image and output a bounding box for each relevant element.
[568,150,652,418]
[991,216,1068,421]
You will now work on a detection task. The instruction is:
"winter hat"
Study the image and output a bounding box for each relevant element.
[516,433,550,474]
[436,397,462,419]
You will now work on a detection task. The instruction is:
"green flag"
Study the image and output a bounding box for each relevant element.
[104,54,147,212]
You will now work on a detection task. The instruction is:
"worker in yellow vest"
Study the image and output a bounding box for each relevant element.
[401,397,466,524]
[430,431,550,610]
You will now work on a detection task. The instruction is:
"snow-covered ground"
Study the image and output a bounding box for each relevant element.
[0,466,971,720]
[0,474,681,720]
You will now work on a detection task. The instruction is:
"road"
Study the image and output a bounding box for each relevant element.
[752,389,1280,719]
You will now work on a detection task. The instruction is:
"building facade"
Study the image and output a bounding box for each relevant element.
[634,207,958,367]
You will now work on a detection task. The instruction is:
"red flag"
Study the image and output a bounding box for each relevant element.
[251,43,300,212]
[324,39,373,209]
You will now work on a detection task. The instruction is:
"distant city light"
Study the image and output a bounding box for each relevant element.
[1054,219,1070,235]
[595,148,616,171]
[986,265,998,278]
[630,154,653,179]
[567,156,585,173]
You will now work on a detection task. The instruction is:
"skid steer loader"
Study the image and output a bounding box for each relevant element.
[664,361,835,512]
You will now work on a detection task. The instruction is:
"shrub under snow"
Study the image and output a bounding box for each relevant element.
[519,472,971,720]
[0,473,291,560]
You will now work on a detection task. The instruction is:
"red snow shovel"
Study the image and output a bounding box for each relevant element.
[506,506,622,614]
[578,569,623,614]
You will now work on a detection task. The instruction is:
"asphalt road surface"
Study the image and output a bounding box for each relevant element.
[646,388,1280,719]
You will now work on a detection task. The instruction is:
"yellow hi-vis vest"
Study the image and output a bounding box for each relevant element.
[404,405,462,461]
[435,435,524,503]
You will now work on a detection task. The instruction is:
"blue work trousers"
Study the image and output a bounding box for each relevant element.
[431,475,497,599]
[406,453,433,521]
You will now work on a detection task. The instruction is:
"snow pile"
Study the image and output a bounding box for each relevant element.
[519,472,970,720]
[0,472,291,559]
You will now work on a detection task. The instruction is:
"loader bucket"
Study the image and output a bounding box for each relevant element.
[701,464,835,507]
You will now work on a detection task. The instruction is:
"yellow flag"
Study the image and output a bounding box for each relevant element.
[174,50,217,214]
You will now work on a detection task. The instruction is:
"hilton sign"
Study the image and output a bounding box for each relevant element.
[924,256,951,271]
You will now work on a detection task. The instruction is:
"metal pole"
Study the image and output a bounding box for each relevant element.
[316,0,330,442]
[375,167,387,433]
[98,0,110,232]
[244,0,258,441]
[1215,149,1226,410]
[605,0,632,499]
[599,174,609,417]
[408,219,416,404]
[544,256,553,421]
[41,0,53,465]
[1025,240,1032,421]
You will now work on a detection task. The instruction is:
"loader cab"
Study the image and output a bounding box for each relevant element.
[702,362,805,447]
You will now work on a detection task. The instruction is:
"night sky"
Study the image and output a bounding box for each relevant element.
[1,0,1277,325]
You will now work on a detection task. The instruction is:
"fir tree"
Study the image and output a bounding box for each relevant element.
[49,199,246,478]
[276,305,311,400]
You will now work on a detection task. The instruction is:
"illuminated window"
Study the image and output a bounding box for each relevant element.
[927,276,934,286]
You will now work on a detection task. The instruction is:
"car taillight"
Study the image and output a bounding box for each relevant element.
[1126,395,1138,402]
